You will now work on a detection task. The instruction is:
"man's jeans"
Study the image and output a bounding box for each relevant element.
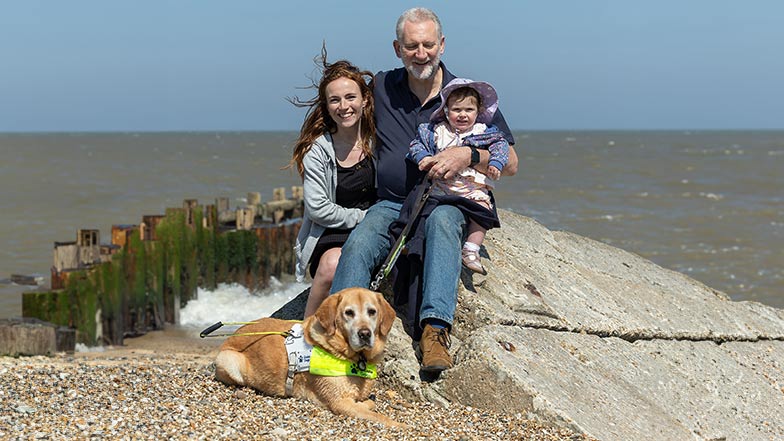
[330,199,466,328]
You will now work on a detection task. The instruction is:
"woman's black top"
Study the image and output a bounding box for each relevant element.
[308,155,376,277]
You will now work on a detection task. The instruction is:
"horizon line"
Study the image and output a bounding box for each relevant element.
[3,128,784,135]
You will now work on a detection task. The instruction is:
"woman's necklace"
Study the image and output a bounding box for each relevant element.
[334,136,364,168]
[334,138,360,156]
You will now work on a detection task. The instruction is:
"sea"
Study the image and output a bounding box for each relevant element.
[1,131,782,327]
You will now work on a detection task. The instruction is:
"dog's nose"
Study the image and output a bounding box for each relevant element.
[357,328,372,343]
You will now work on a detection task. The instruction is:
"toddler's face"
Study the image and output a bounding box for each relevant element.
[446,95,479,133]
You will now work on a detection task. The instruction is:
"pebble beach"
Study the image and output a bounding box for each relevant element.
[1,329,591,440]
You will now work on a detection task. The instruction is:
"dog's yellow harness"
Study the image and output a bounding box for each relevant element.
[284,324,377,396]
[310,346,377,378]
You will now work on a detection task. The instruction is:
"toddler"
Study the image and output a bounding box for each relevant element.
[408,78,510,274]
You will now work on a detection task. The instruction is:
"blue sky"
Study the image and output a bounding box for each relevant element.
[2,1,782,131]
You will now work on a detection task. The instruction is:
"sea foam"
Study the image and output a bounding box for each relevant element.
[179,279,309,327]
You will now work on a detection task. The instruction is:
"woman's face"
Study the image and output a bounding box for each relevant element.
[325,77,365,133]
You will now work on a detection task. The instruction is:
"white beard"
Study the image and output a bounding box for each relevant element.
[405,54,441,80]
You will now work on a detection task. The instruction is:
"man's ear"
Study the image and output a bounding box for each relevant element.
[314,291,342,336]
[393,40,402,59]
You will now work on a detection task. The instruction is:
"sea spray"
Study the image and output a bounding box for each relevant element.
[179,278,309,327]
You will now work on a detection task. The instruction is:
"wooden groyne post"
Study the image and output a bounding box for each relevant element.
[21,187,304,348]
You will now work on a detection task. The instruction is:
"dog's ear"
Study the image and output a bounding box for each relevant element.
[314,291,341,336]
[375,292,397,338]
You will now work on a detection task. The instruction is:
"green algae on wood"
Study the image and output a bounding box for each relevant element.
[22,193,302,346]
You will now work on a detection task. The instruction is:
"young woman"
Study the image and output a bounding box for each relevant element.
[289,53,376,317]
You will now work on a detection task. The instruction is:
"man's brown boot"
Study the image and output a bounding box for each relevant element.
[419,324,453,373]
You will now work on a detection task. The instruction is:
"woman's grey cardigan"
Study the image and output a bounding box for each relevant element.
[294,133,367,281]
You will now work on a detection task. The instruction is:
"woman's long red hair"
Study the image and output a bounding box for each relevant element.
[286,46,375,178]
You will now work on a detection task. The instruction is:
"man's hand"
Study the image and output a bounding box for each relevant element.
[426,146,471,180]
[418,155,437,171]
[425,145,518,180]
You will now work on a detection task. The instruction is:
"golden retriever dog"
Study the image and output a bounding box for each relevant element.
[214,287,402,427]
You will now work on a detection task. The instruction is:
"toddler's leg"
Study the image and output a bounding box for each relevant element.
[465,221,486,247]
[462,221,487,275]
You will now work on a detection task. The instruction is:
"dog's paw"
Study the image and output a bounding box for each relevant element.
[360,399,376,410]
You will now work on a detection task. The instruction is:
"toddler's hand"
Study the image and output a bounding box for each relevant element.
[487,166,501,180]
[418,156,436,171]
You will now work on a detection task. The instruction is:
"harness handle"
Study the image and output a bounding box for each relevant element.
[370,180,432,291]
[199,321,224,338]
[199,320,302,339]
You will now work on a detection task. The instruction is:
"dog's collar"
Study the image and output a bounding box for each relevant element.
[309,346,377,379]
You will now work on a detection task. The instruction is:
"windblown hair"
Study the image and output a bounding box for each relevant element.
[396,7,443,41]
[286,46,375,178]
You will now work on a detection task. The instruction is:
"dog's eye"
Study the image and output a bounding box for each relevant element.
[345,309,355,318]
[367,308,377,317]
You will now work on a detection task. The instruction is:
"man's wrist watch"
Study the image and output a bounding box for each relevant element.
[469,146,480,166]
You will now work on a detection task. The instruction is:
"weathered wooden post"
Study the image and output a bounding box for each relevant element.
[216,197,230,212]
[248,192,261,206]
[246,192,262,231]
[141,215,164,241]
[52,241,79,290]
[204,204,216,230]
[236,207,255,230]
[111,224,137,248]
[273,187,286,201]
[77,229,101,270]
[292,186,304,200]
[99,244,118,264]
[184,199,199,228]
